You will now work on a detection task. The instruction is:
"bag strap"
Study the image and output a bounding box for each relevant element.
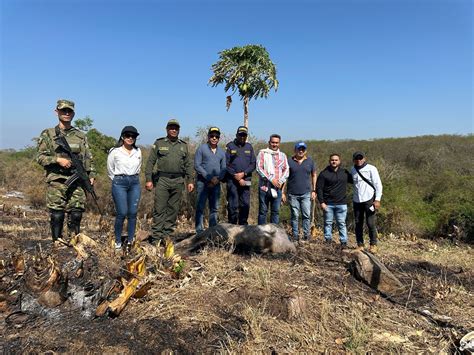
[355,167,376,193]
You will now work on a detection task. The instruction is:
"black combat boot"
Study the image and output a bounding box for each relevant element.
[50,209,65,242]
[67,209,83,237]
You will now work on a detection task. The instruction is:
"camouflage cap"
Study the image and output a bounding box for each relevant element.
[166,119,180,128]
[56,99,75,111]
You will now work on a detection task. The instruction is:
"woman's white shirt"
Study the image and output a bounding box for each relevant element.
[107,147,142,180]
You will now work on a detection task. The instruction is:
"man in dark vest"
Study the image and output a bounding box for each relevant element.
[225,126,256,225]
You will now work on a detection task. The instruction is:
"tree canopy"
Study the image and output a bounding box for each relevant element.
[209,44,278,127]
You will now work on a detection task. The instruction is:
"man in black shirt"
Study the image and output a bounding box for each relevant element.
[316,154,352,246]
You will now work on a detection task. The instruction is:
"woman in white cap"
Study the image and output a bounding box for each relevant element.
[107,126,142,250]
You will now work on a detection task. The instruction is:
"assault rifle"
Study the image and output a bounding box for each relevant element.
[54,127,103,216]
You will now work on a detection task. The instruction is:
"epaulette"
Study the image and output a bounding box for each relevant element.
[155,137,166,142]
[72,128,86,138]
[178,139,187,144]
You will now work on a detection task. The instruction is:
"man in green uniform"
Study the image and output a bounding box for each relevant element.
[145,119,194,243]
[36,99,96,244]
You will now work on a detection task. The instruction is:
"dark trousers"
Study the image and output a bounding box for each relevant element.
[353,200,378,246]
[226,180,250,225]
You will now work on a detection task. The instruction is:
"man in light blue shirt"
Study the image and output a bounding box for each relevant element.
[194,127,227,232]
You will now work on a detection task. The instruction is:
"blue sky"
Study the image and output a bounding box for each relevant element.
[1,0,472,149]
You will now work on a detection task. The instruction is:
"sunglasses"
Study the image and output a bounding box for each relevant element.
[209,134,220,139]
[238,133,248,137]
[123,134,137,139]
[59,108,74,114]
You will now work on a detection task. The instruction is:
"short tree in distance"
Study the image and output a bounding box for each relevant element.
[209,44,278,128]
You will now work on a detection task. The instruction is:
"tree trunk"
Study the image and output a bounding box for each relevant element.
[243,95,249,128]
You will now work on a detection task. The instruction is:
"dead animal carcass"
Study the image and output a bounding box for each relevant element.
[175,223,296,255]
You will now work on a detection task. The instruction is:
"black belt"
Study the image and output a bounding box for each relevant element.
[158,172,184,179]
[115,174,139,177]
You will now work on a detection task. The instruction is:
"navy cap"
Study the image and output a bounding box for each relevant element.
[237,126,248,135]
[295,141,307,150]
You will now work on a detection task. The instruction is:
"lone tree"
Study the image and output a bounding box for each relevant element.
[209,44,278,128]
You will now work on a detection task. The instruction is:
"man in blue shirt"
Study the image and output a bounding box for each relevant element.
[225,126,256,225]
[194,127,227,233]
[282,142,317,241]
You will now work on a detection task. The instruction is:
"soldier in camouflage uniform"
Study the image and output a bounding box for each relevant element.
[36,99,96,243]
[145,119,194,243]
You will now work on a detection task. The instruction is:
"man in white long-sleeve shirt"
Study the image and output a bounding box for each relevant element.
[351,151,383,253]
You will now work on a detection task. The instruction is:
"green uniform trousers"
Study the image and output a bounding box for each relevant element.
[47,180,86,211]
[152,176,184,239]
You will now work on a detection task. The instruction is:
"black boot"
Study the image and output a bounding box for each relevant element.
[67,209,83,237]
[50,209,65,242]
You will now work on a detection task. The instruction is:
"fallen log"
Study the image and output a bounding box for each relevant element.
[345,250,404,297]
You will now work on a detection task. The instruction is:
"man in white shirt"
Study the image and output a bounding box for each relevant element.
[351,151,383,253]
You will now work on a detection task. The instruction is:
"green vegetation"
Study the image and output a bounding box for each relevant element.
[274,135,474,241]
[209,45,278,127]
[86,128,116,174]
[1,131,472,242]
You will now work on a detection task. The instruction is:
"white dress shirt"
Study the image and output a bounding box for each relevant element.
[351,163,383,203]
[107,146,142,180]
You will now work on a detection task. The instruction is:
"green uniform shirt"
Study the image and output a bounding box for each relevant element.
[36,125,96,182]
[145,137,193,182]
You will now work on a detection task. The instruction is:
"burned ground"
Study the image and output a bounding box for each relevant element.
[1,194,473,353]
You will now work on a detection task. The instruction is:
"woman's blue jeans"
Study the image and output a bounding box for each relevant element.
[288,192,311,240]
[195,180,221,233]
[112,175,141,244]
[323,204,348,243]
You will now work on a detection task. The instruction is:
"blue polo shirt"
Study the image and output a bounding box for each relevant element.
[287,157,316,195]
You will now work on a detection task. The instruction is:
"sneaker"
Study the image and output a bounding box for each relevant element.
[115,242,122,250]
[369,244,378,254]
[57,237,70,246]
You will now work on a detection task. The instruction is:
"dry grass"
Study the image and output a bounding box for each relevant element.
[1,201,473,353]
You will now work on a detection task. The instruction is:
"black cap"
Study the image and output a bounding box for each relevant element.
[352,151,365,160]
[121,126,139,137]
[237,126,248,135]
[208,126,221,135]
